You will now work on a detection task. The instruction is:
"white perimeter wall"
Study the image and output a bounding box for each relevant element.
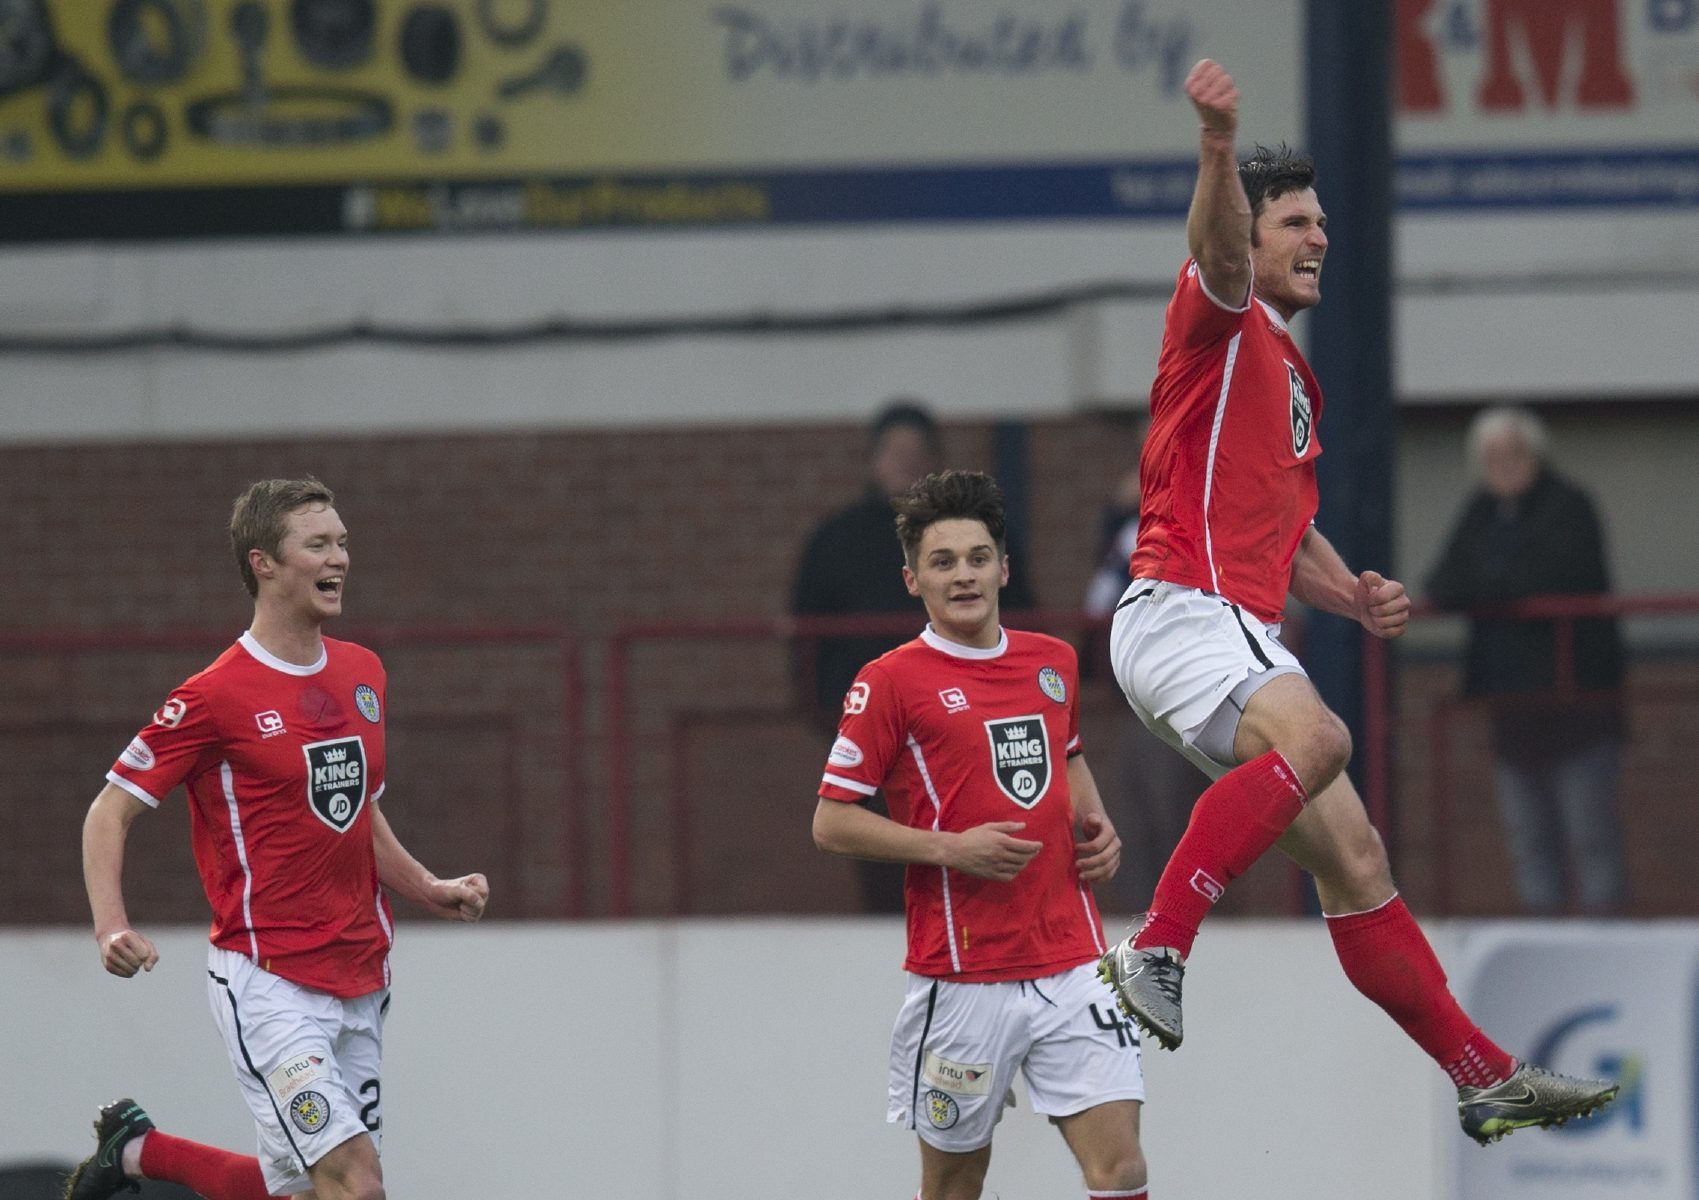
[4,918,1452,1200]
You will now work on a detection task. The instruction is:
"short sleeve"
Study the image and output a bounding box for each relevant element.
[106,684,220,807]
[818,664,906,802]
[1168,259,1251,353]
[1062,644,1084,758]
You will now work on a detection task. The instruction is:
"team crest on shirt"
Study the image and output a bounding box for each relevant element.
[1037,666,1067,704]
[354,684,381,723]
[924,1089,960,1129]
[303,736,368,833]
[290,1090,332,1135]
[1286,361,1313,457]
[984,714,1051,809]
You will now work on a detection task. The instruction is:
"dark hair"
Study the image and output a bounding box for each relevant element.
[230,477,335,597]
[1238,143,1317,219]
[867,398,943,459]
[894,470,1006,566]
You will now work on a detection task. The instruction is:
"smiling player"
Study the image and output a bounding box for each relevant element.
[813,470,1151,1200]
[66,477,488,1200]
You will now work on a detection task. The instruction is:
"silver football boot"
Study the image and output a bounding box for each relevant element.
[1457,1060,1620,1145]
[1098,939,1186,1051]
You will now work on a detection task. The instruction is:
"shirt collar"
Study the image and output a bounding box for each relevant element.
[919,624,1008,660]
[239,630,328,676]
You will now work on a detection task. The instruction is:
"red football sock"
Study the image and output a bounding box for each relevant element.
[1132,750,1307,957]
[1326,896,1515,1088]
[139,1130,272,1200]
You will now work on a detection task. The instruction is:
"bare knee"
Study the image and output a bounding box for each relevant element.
[920,1143,989,1200]
[1081,1144,1148,1193]
[1284,709,1352,795]
[1236,677,1352,793]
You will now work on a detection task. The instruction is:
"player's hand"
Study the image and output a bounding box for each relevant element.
[424,873,490,922]
[98,928,159,978]
[1354,570,1410,639]
[1074,812,1122,883]
[948,822,1044,882]
[1185,59,1238,136]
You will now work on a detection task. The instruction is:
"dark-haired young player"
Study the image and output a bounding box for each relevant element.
[67,478,488,1200]
[1096,57,1617,1145]
[814,470,1151,1200]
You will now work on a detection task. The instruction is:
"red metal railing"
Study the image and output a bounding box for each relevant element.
[2,625,585,916]
[606,610,1321,918]
[1360,592,1699,913]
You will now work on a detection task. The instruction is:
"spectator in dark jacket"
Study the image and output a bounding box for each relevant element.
[1425,406,1628,915]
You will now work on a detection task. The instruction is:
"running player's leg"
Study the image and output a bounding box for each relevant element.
[1023,964,1147,1196]
[62,1098,274,1200]
[1054,1102,1147,1199]
[1270,740,1618,1139]
[917,1141,992,1200]
[1239,681,1515,1085]
[205,950,386,1199]
[888,977,1026,1200]
[1111,594,1328,963]
[303,1134,382,1200]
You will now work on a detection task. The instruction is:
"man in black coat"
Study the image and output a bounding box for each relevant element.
[1425,406,1628,915]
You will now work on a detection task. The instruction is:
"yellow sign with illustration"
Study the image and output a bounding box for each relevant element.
[0,0,1249,237]
[0,0,642,187]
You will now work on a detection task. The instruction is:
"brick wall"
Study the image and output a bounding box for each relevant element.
[6,418,1692,924]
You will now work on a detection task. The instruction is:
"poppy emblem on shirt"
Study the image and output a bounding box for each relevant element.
[1287,361,1313,457]
[354,685,381,724]
[984,714,1051,809]
[1037,667,1066,704]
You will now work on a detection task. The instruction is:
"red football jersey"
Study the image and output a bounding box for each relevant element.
[1130,260,1324,624]
[107,632,393,998]
[818,626,1106,982]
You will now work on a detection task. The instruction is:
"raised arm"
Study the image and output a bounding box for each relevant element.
[1183,59,1253,307]
[83,782,159,977]
[1289,525,1410,640]
[370,800,489,921]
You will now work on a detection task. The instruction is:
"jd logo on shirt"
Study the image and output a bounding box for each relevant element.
[984,714,1050,809]
[303,736,367,833]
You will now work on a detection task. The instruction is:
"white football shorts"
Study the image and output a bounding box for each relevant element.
[1109,578,1304,779]
[887,961,1145,1153]
[206,946,386,1196]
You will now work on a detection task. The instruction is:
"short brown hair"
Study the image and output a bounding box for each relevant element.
[230,477,335,597]
[894,470,1007,567]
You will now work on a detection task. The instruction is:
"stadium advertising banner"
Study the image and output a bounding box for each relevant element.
[0,0,1300,240]
[1454,925,1695,1199]
[1395,0,1699,210]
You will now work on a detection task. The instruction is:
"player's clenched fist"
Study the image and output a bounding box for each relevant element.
[949,821,1044,882]
[428,873,490,922]
[98,927,159,978]
[1354,570,1410,640]
[1185,58,1238,136]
